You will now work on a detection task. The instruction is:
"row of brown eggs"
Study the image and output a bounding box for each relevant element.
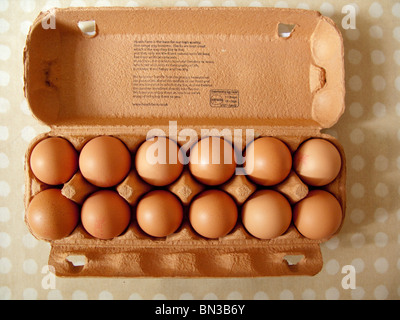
[29,135,342,190]
[26,186,342,242]
[26,135,343,242]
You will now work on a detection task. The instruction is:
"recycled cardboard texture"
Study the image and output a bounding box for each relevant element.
[24,7,344,128]
[23,7,346,277]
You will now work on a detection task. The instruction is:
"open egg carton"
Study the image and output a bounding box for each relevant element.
[24,7,345,277]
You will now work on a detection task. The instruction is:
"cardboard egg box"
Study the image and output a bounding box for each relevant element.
[23,7,345,277]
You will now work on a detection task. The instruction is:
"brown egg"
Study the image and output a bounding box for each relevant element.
[81,190,131,240]
[136,190,183,237]
[241,190,292,239]
[26,189,80,241]
[30,137,78,185]
[135,137,184,186]
[244,137,292,186]
[293,190,342,240]
[293,138,342,186]
[189,189,237,239]
[189,136,236,186]
[79,136,131,188]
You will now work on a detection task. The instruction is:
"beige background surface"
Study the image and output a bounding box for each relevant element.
[0,0,399,300]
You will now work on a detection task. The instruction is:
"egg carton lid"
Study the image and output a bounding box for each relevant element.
[23,7,345,130]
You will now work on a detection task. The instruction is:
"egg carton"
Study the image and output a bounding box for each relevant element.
[23,7,345,277]
[24,131,345,277]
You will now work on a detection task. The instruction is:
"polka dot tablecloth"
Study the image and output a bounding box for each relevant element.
[0,0,399,300]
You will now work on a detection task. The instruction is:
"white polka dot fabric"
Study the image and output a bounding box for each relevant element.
[0,0,399,300]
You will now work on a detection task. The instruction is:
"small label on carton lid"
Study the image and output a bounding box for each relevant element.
[210,89,239,108]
